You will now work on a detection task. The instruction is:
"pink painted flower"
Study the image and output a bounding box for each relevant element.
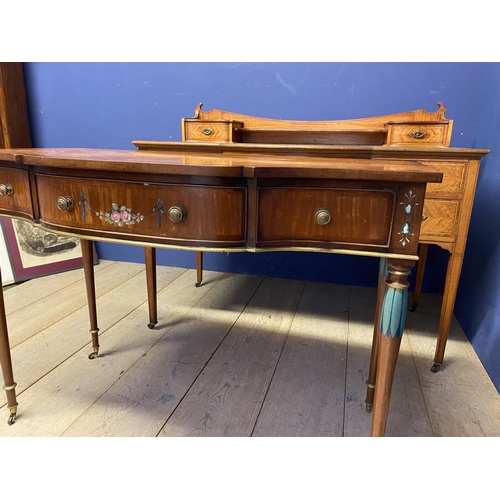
[110,211,121,222]
[120,210,131,223]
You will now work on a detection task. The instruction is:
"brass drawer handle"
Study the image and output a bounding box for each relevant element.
[315,209,331,226]
[0,184,14,197]
[422,213,428,221]
[202,128,214,136]
[408,130,427,140]
[167,205,187,223]
[56,196,74,211]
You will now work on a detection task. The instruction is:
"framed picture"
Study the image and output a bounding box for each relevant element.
[0,217,97,283]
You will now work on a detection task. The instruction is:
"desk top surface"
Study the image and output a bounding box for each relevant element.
[0,146,445,183]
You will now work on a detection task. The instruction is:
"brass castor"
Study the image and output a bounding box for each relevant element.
[147,322,157,329]
[431,363,442,373]
[409,304,418,312]
[88,347,99,359]
[195,281,202,288]
[365,403,373,413]
[7,408,17,425]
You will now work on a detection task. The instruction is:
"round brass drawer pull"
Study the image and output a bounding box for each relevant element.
[408,130,427,140]
[56,196,74,211]
[202,128,214,136]
[315,209,331,226]
[167,205,187,223]
[0,184,14,197]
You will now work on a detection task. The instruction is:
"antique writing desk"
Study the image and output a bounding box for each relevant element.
[0,103,488,436]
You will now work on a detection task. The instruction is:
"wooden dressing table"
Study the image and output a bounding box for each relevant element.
[0,100,489,436]
[180,103,490,376]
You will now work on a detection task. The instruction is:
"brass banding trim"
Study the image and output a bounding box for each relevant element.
[3,383,17,391]
[365,381,376,389]
[0,214,420,261]
[89,329,99,334]
[386,282,409,290]
[388,269,412,276]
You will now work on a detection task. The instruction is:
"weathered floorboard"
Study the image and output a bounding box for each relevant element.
[252,281,350,437]
[0,261,499,437]
[159,277,305,437]
[64,273,264,437]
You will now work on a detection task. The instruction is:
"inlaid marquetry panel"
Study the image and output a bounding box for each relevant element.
[184,120,243,143]
[387,123,449,146]
[420,199,460,238]
[419,161,466,196]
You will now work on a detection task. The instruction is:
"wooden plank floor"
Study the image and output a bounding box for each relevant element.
[1,259,499,437]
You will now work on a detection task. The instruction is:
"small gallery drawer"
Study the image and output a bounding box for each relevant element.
[387,123,450,146]
[183,120,243,142]
[0,166,33,218]
[36,175,247,245]
[257,187,395,247]
[420,199,460,238]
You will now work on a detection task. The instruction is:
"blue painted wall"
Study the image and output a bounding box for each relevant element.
[21,62,500,390]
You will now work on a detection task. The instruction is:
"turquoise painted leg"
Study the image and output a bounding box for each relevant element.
[370,259,413,437]
[365,258,388,413]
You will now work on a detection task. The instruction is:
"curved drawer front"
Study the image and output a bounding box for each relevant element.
[257,187,395,247]
[0,167,33,218]
[36,175,246,245]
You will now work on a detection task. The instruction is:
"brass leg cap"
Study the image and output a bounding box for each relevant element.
[7,409,17,426]
[88,347,99,360]
[365,403,373,413]
[431,363,442,373]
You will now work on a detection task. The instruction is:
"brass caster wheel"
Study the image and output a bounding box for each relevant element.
[409,304,418,312]
[365,403,373,414]
[147,322,157,329]
[88,347,99,360]
[195,281,202,288]
[431,363,442,373]
[7,411,17,426]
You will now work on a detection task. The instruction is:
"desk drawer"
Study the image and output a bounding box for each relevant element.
[419,161,466,196]
[387,123,449,146]
[420,199,459,238]
[36,175,246,245]
[0,167,33,217]
[184,120,243,143]
[257,187,394,247]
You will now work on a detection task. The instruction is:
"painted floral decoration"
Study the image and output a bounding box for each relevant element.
[97,204,144,226]
[398,190,417,246]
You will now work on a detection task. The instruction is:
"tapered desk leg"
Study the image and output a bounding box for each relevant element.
[81,240,100,359]
[195,251,203,287]
[145,247,157,329]
[365,258,388,413]
[370,259,413,437]
[431,252,464,372]
[410,244,428,312]
[0,267,18,425]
